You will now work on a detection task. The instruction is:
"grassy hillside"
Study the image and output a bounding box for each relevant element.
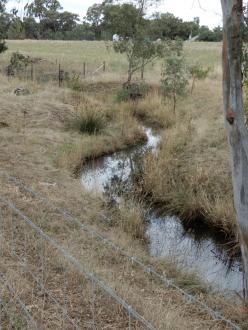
[0,40,245,329]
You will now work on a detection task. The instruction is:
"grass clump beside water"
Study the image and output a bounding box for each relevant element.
[57,93,147,172]
[121,90,176,129]
[70,109,106,135]
[67,96,108,135]
[115,200,146,241]
[135,79,237,236]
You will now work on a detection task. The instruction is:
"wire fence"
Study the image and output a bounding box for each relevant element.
[0,195,156,329]
[0,169,241,330]
[4,58,108,87]
[0,273,39,329]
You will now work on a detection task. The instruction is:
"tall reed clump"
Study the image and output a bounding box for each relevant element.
[114,200,146,241]
[69,107,106,135]
[57,93,147,173]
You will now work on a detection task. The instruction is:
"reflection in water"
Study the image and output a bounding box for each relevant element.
[147,215,242,292]
[81,128,160,193]
[81,127,243,293]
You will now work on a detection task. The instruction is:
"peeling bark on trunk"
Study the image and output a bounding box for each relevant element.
[221,0,248,301]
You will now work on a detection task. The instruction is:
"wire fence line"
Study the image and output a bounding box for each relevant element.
[0,169,241,330]
[12,252,81,330]
[0,195,156,330]
[0,273,39,330]
[6,58,108,86]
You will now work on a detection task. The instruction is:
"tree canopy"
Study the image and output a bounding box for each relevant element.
[0,0,223,41]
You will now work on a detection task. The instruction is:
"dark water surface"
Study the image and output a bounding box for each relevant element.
[81,127,243,293]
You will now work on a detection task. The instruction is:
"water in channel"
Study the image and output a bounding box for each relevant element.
[81,127,243,294]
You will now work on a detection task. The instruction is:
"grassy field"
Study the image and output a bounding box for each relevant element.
[0,40,222,82]
[0,40,244,328]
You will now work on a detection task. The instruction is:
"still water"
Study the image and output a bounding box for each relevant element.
[81,127,243,293]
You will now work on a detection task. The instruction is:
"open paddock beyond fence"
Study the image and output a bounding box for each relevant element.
[0,40,223,85]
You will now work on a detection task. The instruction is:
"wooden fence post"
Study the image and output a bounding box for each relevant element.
[83,62,86,78]
[59,63,61,87]
[31,63,34,82]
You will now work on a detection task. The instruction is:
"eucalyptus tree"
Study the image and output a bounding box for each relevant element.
[111,0,162,83]
[162,55,188,114]
[221,0,248,300]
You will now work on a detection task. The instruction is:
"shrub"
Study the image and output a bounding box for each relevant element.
[188,64,210,94]
[70,109,105,135]
[117,82,150,102]
[0,40,7,54]
[7,52,41,76]
[67,75,84,91]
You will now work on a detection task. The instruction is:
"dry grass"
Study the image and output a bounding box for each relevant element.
[56,93,146,173]
[139,77,236,235]
[120,89,176,129]
[113,199,146,241]
[0,40,222,85]
[0,40,245,329]
[1,173,245,329]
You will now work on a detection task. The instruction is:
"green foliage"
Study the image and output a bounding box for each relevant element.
[23,17,40,39]
[198,25,222,42]
[8,52,40,75]
[117,82,150,102]
[70,110,106,135]
[188,64,210,94]
[84,2,106,39]
[63,23,95,40]
[103,3,144,38]
[149,12,192,40]
[0,40,7,53]
[161,48,188,113]
[67,75,84,91]
[10,52,31,70]
[8,17,25,39]
[114,33,170,82]
[26,0,63,19]
[25,0,79,38]
[188,64,209,80]
[0,0,222,42]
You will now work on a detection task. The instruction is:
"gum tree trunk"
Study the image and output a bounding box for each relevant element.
[221,0,248,300]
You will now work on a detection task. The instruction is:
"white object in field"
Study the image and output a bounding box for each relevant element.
[113,34,120,42]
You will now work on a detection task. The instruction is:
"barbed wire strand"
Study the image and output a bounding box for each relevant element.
[0,272,39,330]
[0,170,241,330]
[0,196,156,330]
[7,247,81,330]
